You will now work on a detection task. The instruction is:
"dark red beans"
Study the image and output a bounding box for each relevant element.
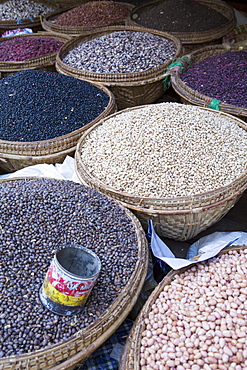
[0,37,64,62]
[181,51,247,108]
[54,1,131,27]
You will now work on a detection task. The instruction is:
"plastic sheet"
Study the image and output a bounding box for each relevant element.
[0,155,80,183]
[148,220,247,270]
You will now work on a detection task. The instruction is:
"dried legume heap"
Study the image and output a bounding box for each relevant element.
[131,0,228,33]
[0,36,63,62]
[54,1,130,27]
[140,249,247,369]
[0,178,138,357]
[62,31,176,74]
[80,103,247,198]
[0,0,53,21]
[181,50,247,109]
[0,70,109,142]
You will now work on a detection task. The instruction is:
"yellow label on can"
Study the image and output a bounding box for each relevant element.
[43,278,89,307]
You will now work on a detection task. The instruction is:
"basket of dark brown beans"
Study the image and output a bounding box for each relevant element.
[0,69,116,173]
[56,25,182,110]
[42,1,135,37]
[0,0,60,35]
[75,102,247,241]
[126,0,236,51]
[170,45,247,121]
[119,245,247,369]
[0,177,148,369]
[0,32,70,78]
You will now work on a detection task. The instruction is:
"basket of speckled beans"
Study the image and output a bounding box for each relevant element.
[0,0,60,35]
[0,32,70,78]
[75,102,247,241]
[0,69,116,173]
[126,0,236,51]
[55,25,182,110]
[170,45,247,121]
[0,177,149,369]
[42,1,135,37]
[119,245,247,369]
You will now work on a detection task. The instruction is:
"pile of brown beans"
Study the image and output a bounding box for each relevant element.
[54,1,131,27]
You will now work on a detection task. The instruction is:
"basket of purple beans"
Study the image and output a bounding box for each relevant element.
[170,44,247,122]
[0,32,70,78]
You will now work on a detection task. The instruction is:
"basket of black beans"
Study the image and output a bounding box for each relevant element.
[0,69,116,173]
[126,0,236,51]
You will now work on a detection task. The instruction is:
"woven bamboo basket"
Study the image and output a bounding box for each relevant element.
[0,0,60,35]
[55,25,182,110]
[0,32,70,78]
[0,177,149,370]
[42,2,135,37]
[170,44,247,122]
[119,244,247,369]
[222,23,247,45]
[126,0,236,51]
[0,82,116,173]
[75,105,247,241]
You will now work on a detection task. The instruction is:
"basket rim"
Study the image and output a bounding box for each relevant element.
[126,0,236,43]
[0,32,70,69]
[75,104,247,211]
[170,44,247,117]
[55,24,183,84]
[119,245,247,369]
[0,80,116,155]
[0,176,149,369]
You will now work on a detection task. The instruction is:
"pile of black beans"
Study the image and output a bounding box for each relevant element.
[0,178,139,358]
[0,70,110,142]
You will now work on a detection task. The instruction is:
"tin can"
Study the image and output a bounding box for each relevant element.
[39,245,101,316]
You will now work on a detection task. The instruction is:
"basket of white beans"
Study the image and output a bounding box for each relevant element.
[75,102,247,241]
[118,246,247,370]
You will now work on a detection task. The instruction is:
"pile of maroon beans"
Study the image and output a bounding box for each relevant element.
[181,50,247,109]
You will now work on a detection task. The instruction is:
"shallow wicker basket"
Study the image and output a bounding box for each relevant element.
[170,44,247,122]
[126,0,236,51]
[75,105,247,241]
[119,245,247,369]
[42,2,135,37]
[0,32,70,78]
[0,82,116,173]
[0,0,60,35]
[55,25,182,110]
[0,177,149,370]
[222,23,247,45]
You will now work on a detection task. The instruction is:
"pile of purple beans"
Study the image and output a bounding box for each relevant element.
[181,50,247,108]
[0,36,64,62]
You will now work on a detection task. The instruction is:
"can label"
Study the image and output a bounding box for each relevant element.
[42,260,97,307]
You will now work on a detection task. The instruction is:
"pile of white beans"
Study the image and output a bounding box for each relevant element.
[0,0,53,21]
[140,249,247,369]
[80,103,247,198]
